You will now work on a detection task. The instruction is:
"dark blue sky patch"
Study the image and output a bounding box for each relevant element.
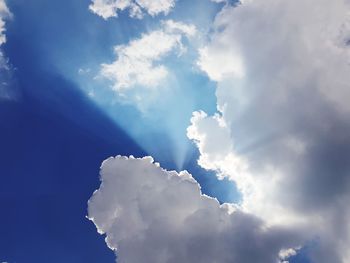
[0,67,145,262]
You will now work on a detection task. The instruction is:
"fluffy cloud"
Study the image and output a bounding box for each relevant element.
[88,156,306,263]
[190,0,350,262]
[89,0,176,19]
[99,20,195,97]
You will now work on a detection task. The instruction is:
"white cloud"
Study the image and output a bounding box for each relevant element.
[189,0,350,262]
[197,45,244,81]
[211,0,228,4]
[0,0,17,101]
[0,0,11,45]
[100,20,195,91]
[162,19,196,37]
[88,156,306,263]
[101,31,173,90]
[136,0,175,17]
[89,0,175,19]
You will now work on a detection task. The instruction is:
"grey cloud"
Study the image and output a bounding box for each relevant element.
[191,0,350,262]
[88,156,305,263]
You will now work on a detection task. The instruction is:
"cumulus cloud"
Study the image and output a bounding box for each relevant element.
[100,20,195,92]
[88,156,306,263]
[190,0,350,262]
[89,0,176,19]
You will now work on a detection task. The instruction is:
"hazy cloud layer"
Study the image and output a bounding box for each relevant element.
[88,156,305,263]
[89,0,176,19]
[190,0,350,262]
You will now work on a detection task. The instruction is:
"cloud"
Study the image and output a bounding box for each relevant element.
[89,0,176,20]
[88,156,306,263]
[0,0,11,45]
[100,20,195,92]
[211,0,228,4]
[0,0,17,101]
[189,0,350,262]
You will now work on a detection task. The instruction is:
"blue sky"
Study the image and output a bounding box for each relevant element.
[1,0,350,262]
[0,1,239,262]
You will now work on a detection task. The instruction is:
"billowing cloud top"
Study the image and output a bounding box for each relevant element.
[88,156,304,263]
[89,0,176,19]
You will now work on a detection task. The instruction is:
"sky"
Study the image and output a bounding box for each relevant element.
[0,0,350,262]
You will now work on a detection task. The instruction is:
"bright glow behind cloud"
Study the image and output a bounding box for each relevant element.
[80,0,223,171]
[86,0,350,262]
[85,20,200,169]
[189,0,350,262]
